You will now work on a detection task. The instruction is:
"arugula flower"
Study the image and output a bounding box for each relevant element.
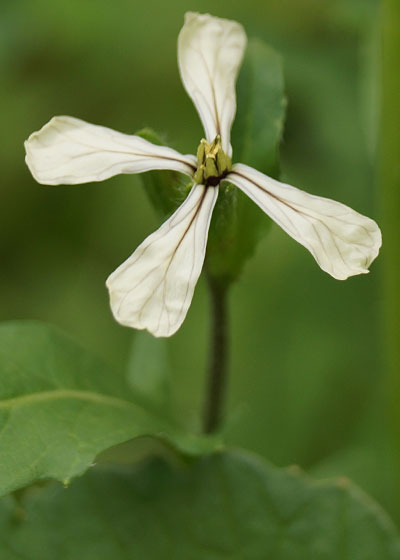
[25,12,381,337]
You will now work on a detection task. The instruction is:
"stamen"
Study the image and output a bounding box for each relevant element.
[194,136,232,186]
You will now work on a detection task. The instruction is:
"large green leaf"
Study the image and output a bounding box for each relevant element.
[206,39,286,285]
[1,449,399,559]
[0,322,217,496]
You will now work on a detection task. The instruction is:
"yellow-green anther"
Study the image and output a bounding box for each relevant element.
[196,140,207,163]
[194,136,232,184]
[205,154,219,178]
[216,149,228,175]
[210,135,220,152]
[194,165,205,185]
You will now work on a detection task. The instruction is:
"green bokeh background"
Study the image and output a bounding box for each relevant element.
[1,0,399,522]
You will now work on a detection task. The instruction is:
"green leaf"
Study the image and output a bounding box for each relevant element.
[0,321,217,496]
[206,39,287,285]
[232,39,287,174]
[136,128,191,218]
[126,331,171,413]
[1,450,399,559]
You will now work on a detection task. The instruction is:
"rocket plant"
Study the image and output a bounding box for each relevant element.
[0,11,397,559]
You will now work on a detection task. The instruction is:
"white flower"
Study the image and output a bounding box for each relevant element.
[24,12,382,337]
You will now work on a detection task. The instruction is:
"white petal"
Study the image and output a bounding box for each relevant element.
[106,184,218,337]
[178,12,246,156]
[24,116,196,185]
[228,164,382,280]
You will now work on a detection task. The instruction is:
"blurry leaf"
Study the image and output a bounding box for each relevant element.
[0,321,218,496]
[1,449,399,559]
[206,39,287,285]
[232,39,286,174]
[136,128,191,218]
[381,0,400,468]
[310,437,400,522]
[126,331,170,413]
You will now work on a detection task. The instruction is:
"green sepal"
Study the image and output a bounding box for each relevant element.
[206,39,287,286]
[135,128,191,219]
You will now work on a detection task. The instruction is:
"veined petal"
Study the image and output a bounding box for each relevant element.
[228,164,382,280]
[178,12,246,156]
[106,184,218,337]
[24,116,196,185]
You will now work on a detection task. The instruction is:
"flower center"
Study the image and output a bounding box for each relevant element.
[194,136,232,186]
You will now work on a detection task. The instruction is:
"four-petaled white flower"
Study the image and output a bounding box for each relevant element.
[25,12,382,338]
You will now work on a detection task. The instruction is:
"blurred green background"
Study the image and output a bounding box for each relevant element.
[2,0,399,522]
